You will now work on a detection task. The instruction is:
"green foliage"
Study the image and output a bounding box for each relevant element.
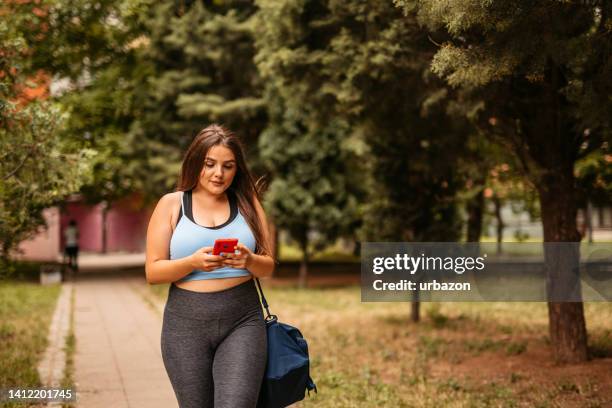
[39,0,163,204]
[259,96,362,255]
[255,1,368,257]
[0,100,95,264]
[255,0,467,244]
[0,11,95,268]
[21,0,153,79]
[139,0,266,155]
[408,0,611,361]
[58,61,152,203]
[575,148,612,207]
[411,0,611,202]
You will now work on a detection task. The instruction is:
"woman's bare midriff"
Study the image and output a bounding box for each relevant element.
[174,275,253,292]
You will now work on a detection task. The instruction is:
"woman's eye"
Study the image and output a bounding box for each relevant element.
[224,165,234,170]
[205,163,214,168]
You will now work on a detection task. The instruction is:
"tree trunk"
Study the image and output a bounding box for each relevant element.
[298,254,308,289]
[411,245,423,322]
[466,185,485,242]
[298,237,309,288]
[101,201,109,254]
[411,292,420,323]
[538,173,588,363]
[586,202,593,243]
[492,193,504,255]
[529,57,588,363]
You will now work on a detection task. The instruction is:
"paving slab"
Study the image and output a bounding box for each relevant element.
[73,271,177,408]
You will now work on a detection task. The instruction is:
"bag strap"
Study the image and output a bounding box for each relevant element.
[254,278,274,321]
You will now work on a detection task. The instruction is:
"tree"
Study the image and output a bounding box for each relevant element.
[254,0,367,286]
[255,0,471,317]
[405,0,612,362]
[575,148,612,241]
[0,11,94,271]
[484,160,539,253]
[258,91,362,287]
[18,0,273,241]
[255,0,469,240]
[138,0,267,167]
[17,0,162,208]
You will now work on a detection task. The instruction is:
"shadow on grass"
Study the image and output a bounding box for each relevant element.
[1,260,44,282]
[589,329,612,358]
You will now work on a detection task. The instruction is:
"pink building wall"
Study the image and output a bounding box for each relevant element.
[106,196,152,252]
[17,193,153,261]
[60,194,152,253]
[16,207,61,262]
[61,202,103,251]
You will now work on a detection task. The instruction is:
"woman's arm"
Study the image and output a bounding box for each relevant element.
[223,195,275,278]
[248,254,275,278]
[145,193,195,284]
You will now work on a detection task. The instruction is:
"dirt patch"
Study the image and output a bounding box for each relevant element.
[426,336,610,405]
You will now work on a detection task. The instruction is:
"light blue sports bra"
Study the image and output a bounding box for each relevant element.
[170,189,256,281]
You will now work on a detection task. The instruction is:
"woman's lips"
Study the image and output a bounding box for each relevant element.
[211,180,224,186]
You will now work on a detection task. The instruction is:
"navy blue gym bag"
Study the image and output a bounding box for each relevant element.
[255,278,317,408]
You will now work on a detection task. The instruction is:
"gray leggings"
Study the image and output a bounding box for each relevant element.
[161,279,267,408]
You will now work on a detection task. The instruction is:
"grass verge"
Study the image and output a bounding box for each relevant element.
[0,280,62,408]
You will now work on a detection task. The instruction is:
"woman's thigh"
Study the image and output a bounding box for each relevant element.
[161,310,216,408]
[212,311,267,408]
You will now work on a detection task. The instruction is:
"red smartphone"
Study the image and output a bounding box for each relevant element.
[213,238,238,256]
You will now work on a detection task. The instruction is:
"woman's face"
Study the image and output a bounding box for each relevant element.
[197,144,237,196]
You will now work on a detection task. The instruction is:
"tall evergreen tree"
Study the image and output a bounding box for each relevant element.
[255,0,472,315]
[138,0,266,168]
[256,0,469,243]
[258,89,363,287]
[254,0,366,284]
[404,0,612,362]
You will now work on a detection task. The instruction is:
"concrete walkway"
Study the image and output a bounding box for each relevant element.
[73,270,176,408]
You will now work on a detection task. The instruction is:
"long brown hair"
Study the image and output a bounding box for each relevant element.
[176,124,272,257]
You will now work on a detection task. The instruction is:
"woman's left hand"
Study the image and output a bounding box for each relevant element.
[222,243,253,270]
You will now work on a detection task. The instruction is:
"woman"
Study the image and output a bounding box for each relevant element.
[145,124,274,408]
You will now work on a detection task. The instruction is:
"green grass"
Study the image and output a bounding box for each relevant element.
[149,283,612,407]
[277,243,359,263]
[0,280,62,407]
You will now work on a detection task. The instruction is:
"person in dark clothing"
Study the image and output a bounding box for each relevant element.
[64,219,79,271]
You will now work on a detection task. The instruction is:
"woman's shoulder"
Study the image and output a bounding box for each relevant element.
[157,192,183,229]
[161,191,182,201]
[156,191,183,213]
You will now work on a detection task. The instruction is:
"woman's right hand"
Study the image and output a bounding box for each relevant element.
[190,247,225,271]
